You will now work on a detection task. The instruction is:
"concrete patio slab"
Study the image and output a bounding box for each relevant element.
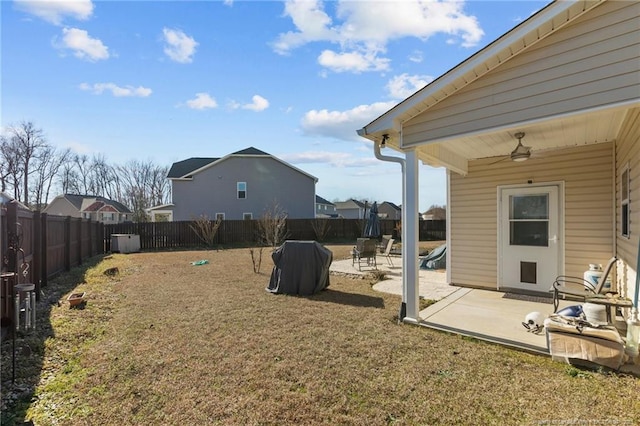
[330,255,640,375]
[418,288,557,354]
[329,256,457,301]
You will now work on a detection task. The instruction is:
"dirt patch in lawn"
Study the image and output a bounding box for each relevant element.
[3,245,639,425]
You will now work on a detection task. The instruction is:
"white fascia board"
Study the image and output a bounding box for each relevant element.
[359,0,602,139]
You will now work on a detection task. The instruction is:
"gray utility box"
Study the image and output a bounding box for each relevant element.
[111,234,141,254]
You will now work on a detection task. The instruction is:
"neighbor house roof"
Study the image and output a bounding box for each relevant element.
[57,194,132,214]
[315,195,334,205]
[167,157,217,179]
[334,199,366,209]
[147,203,175,211]
[0,191,31,211]
[380,201,401,211]
[168,146,318,182]
[232,147,270,156]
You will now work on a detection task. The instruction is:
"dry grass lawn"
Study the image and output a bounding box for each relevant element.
[2,245,639,425]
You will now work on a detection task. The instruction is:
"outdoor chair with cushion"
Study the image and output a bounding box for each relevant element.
[352,238,377,271]
[381,238,395,267]
[551,256,617,312]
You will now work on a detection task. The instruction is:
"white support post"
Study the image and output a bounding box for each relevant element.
[402,148,420,321]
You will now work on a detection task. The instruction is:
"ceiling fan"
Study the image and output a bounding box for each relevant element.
[490,132,531,164]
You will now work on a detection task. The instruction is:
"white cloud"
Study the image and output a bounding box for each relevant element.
[273,0,484,73]
[271,0,338,54]
[409,50,423,63]
[15,0,93,25]
[318,49,389,73]
[64,140,93,155]
[186,93,218,110]
[242,95,269,112]
[386,73,434,99]
[162,28,198,63]
[79,82,152,97]
[301,101,397,142]
[56,27,109,61]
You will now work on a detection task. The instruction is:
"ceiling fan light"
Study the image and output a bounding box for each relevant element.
[511,152,530,162]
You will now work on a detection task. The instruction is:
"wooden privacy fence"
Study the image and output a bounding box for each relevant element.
[105,219,446,251]
[1,201,105,316]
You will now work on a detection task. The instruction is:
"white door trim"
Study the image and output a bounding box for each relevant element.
[497,182,565,292]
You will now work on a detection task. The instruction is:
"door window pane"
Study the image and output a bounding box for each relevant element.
[510,194,549,247]
[511,195,548,219]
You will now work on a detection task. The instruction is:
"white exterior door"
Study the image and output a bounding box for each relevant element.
[499,185,560,293]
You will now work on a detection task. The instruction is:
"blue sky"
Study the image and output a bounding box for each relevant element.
[1,0,550,210]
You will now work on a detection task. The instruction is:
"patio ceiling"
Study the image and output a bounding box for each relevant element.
[412,104,632,174]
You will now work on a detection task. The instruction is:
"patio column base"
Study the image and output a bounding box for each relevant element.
[398,302,406,324]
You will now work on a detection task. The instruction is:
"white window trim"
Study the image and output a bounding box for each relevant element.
[216,213,225,221]
[243,213,253,220]
[237,182,247,199]
[621,163,630,238]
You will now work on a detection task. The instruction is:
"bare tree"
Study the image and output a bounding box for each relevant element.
[58,158,78,195]
[310,218,331,242]
[257,201,289,248]
[30,147,72,208]
[90,154,118,199]
[72,154,94,194]
[0,134,20,194]
[189,215,223,248]
[6,122,48,206]
[1,121,56,205]
[117,160,170,222]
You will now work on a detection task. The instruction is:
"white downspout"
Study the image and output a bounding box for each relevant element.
[373,137,420,322]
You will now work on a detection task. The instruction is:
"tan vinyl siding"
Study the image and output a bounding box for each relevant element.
[615,108,640,302]
[404,1,639,145]
[450,142,614,289]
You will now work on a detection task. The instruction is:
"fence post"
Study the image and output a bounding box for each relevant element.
[104,224,110,253]
[32,211,42,299]
[64,216,71,271]
[41,213,48,286]
[88,219,93,257]
[77,218,82,266]
[6,202,17,273]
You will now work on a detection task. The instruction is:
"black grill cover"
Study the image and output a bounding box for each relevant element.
[266,241,332,295]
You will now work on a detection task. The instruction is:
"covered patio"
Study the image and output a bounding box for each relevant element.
[330,255,570,355]
[330,255,640,374]
[356,0,639,327]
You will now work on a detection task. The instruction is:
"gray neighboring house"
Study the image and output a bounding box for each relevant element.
[315,195,337,218]
[166,147,317,221]
[378,201,401,220]
[334,199,366,219]
[43,194,133,224]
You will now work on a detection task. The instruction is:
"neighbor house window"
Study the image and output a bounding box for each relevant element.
[243,213,253,220]
[237,182,247,199]
[216,213,225,221]
[622,165,630,237]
